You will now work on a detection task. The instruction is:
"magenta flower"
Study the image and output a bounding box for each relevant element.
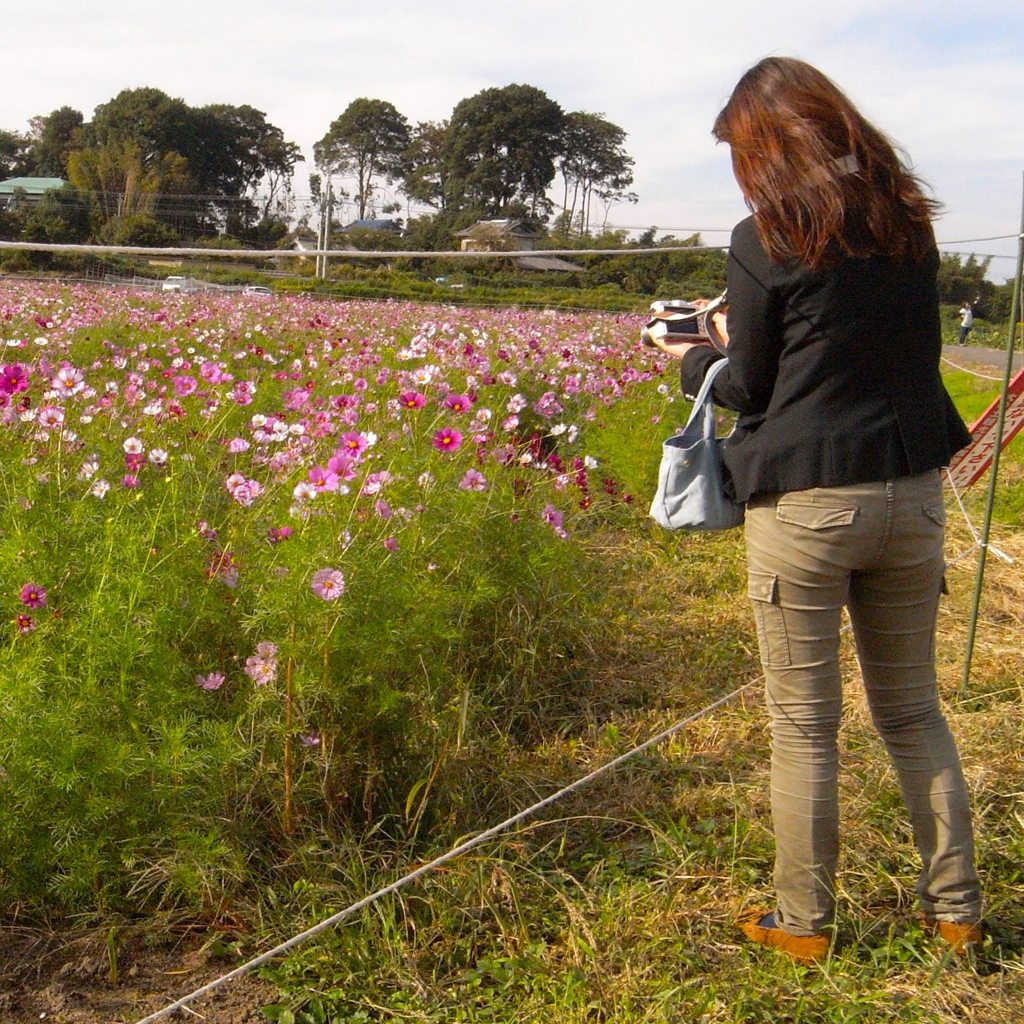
[268,525,292,544]
[196,671,225,691]
[19,584,46,609]
[0,364,29,395]
[121,474,140,488]
[445,393,473,413]
[383,536,399,552]
[399,390,426,409]
[16,614,35,634]
[432,427,462,452]
[172,375,198,397]
[338,432,369,457]
[311,568,345,601]
[374,499,393,520]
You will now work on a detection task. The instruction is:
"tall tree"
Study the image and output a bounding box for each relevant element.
[557,112,636,236]
[443,84,564,218]
[203,104,302,212]
[314,98,410,219]
[400,120,451,211]
[0,129,33,179]
[28,107,84,177]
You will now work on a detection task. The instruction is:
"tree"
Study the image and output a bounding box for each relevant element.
[28,106,84,177]
[557,112,636,236]
[0,129,33,179]
[314,98,410,220]
[443,84,564,218]
[400,121,451,211]
[203,104,302,220]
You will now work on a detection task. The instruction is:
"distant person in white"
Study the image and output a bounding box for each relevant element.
[957,301,974,345]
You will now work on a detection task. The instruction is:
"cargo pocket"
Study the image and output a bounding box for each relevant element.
[748,570,791,667]
[775,499,858,530]
[922,500,946,527]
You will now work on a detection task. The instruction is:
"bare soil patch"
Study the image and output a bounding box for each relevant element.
[0,927,276,1024]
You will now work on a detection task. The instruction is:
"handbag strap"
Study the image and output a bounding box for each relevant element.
[682,358,729,439]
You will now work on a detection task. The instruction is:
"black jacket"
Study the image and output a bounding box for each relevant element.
[679,216,972,502]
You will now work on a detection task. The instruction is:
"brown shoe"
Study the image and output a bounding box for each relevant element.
[923,916,982,952]
[739,908,829,964]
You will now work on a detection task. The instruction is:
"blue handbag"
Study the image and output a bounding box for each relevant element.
[649,359,745,531]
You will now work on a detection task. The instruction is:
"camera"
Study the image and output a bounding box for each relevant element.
[640,290,729,354]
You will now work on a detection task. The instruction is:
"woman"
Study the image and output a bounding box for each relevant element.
[652,57,982,962]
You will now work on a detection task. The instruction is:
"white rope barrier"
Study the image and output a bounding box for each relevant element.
[131,677,759,1024]
[0,240,726,260]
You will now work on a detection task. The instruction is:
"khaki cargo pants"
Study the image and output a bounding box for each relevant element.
[744,470,981,936]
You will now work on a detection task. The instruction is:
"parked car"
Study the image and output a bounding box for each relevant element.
[243,285,272,295]
[162,276,187,292]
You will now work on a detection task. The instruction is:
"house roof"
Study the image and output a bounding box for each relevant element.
[341,219,401,233]
[0,177,66,195]
[515,255,583,273]
[455,219,539,239]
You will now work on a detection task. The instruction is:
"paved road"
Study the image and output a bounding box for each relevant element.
[941,345,1022,372]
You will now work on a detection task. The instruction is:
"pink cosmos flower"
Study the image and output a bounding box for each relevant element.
[383,537,399,552]
[20,584,46,609]
[244,656,276,685]
[308,466,340,492]
[53,366,85,395]
[543,504,568,539]
[445,393,473,413]
[196,671,225,691]
[36,406,65,429]
[122,474,140,488]
[16,614,35,634]
[311,568,345,601]
[459,468,488,491]
[399,390,426,409]
[268,526,293,544]
[374,499,393,520]
[432,427,462,452]
[300,731,321,748]
[338,431,369,458]
[0,364,29,395]
[172,375,198,397]
[326,453,358,480]
[361,470,391,496]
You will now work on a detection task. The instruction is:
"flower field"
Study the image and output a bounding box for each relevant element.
[0,281,677,917]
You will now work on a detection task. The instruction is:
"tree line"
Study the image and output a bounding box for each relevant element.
[0,83,636,252]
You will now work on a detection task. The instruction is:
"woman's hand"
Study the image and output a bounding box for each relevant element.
[648,337,706,360]
[710,311,730,347]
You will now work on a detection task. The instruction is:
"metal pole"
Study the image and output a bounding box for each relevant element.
[961,173,1024,689]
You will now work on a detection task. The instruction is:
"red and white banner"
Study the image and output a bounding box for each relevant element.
[946,365,1024,490]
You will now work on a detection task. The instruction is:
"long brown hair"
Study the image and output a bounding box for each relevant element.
[713,57,939,267]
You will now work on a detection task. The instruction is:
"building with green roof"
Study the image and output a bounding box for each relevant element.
[0,176,67,208]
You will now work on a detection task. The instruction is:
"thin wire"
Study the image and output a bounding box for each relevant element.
[131,676,759,1024]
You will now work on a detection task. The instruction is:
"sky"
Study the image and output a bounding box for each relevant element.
[2,0,1021,278]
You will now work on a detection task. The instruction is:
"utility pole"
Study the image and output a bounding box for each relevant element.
[316,180,333,280]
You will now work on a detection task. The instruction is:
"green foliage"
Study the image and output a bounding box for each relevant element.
[314,99,411,221]
[443,84,565,218]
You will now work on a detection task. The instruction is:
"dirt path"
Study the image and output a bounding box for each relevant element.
[0,928,277,1024]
